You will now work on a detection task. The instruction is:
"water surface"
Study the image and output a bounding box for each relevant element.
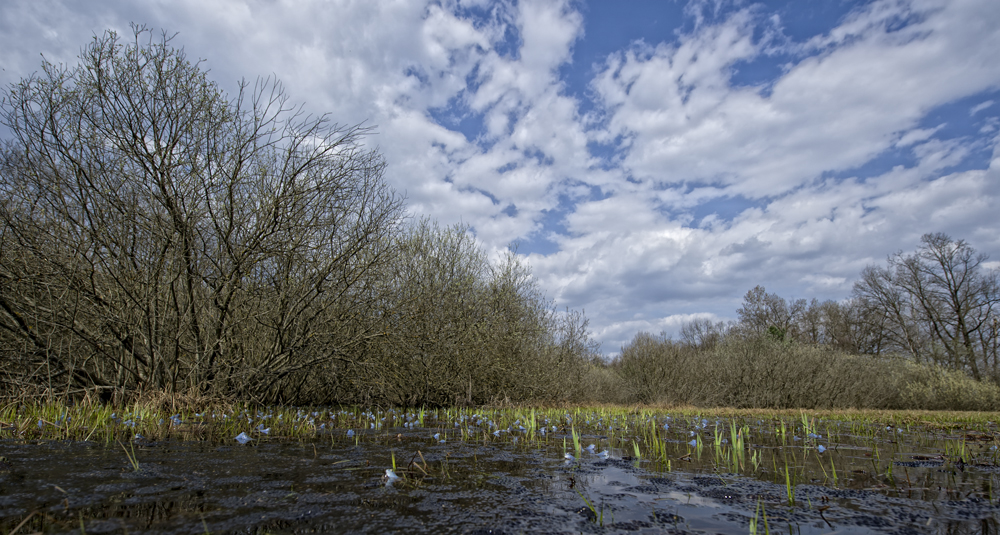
[2,412,999,533]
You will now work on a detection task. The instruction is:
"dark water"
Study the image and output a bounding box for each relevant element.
[2,423,1000,535]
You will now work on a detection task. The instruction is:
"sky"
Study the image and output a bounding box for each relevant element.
[2,0,999,354]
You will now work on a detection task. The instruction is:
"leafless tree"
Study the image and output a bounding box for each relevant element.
[0,26,404,401]
[734,285,806,341]
[679,317,728,350]
[853,233,1000,381]
[810,298,887,354]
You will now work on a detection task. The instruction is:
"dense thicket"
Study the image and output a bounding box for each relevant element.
[5,28,997,412]
[289,220,608,406]
[613,333,1000,410]
[0,28,599,406]
[614,234,1000,410]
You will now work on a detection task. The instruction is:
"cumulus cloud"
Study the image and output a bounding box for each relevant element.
[1,0,591,247]
[589,0,1000,197]
[519,0,1000,351]
[3,0,999,354]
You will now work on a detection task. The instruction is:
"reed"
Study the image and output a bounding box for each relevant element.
[7,398,1000,508]
[119,440,140,471]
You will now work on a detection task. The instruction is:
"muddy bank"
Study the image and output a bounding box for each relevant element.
[1,433,998,534]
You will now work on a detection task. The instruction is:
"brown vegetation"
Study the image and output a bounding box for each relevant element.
[613,333,1000,410]
[0,27,598,406]
[613,233,1000,411]
[3,27,998,412]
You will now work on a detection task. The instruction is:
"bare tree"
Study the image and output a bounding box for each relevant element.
[0,26,403,401]
[853,266,928,360]
[735,285,805,341]
[679,317,728,350]
[853,233,1000,381]
[813,298,887,355]
[794,298,825,344]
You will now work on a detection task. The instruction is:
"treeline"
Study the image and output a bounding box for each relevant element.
[0,27,602,406]
[5,27,998,411]
[612,233,1000,410]
[612,332,1000,410]
[681,233,1000,381]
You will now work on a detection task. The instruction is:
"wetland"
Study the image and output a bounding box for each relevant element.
[2,406,1000,533]
[5,22,1000,535]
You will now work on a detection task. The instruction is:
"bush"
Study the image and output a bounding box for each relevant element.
[893,362,1000,411]
[0,27,405,403]
[0,28,601,407]
[613,332,1000,410]
[615,332,704,405]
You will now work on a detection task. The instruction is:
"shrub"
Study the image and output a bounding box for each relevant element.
[614,332,1000,410]
[0,28,600,408]
[0,27,404,403]
[893,361,1000,411]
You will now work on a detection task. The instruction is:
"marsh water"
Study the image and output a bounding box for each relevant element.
[2,412,1000,533]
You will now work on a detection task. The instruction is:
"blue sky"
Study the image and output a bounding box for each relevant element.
[3,0,999,353]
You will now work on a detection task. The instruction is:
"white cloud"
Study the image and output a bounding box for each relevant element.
[532,158,1000,351]
[971,100,994,115]
[523,0,997,350]
[3,0,1000,355]
[589,0,1000,201]
[596,312,727,355]
[895,125,944,147]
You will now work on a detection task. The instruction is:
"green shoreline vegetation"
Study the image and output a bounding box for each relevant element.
[5,401,1000,445]
[5,401,1000,498]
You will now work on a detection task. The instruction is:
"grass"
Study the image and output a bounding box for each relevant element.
[783,461,795,506]
[7,398,998,535]
[120,440,140,471]
[750,498,770,535]
[7,401,1000,442]
[4,400,999,503]
[575,488,605,526]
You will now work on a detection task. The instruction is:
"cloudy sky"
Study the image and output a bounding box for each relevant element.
[3,0,999,353]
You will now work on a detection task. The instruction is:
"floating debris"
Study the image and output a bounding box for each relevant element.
[384,469,400,483]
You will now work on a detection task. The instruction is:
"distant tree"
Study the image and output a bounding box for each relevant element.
[853,233,1000,381]
[812,298,887,355]
[680,317,728,350]
[735,285,805,341]
[796,298,825,344]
